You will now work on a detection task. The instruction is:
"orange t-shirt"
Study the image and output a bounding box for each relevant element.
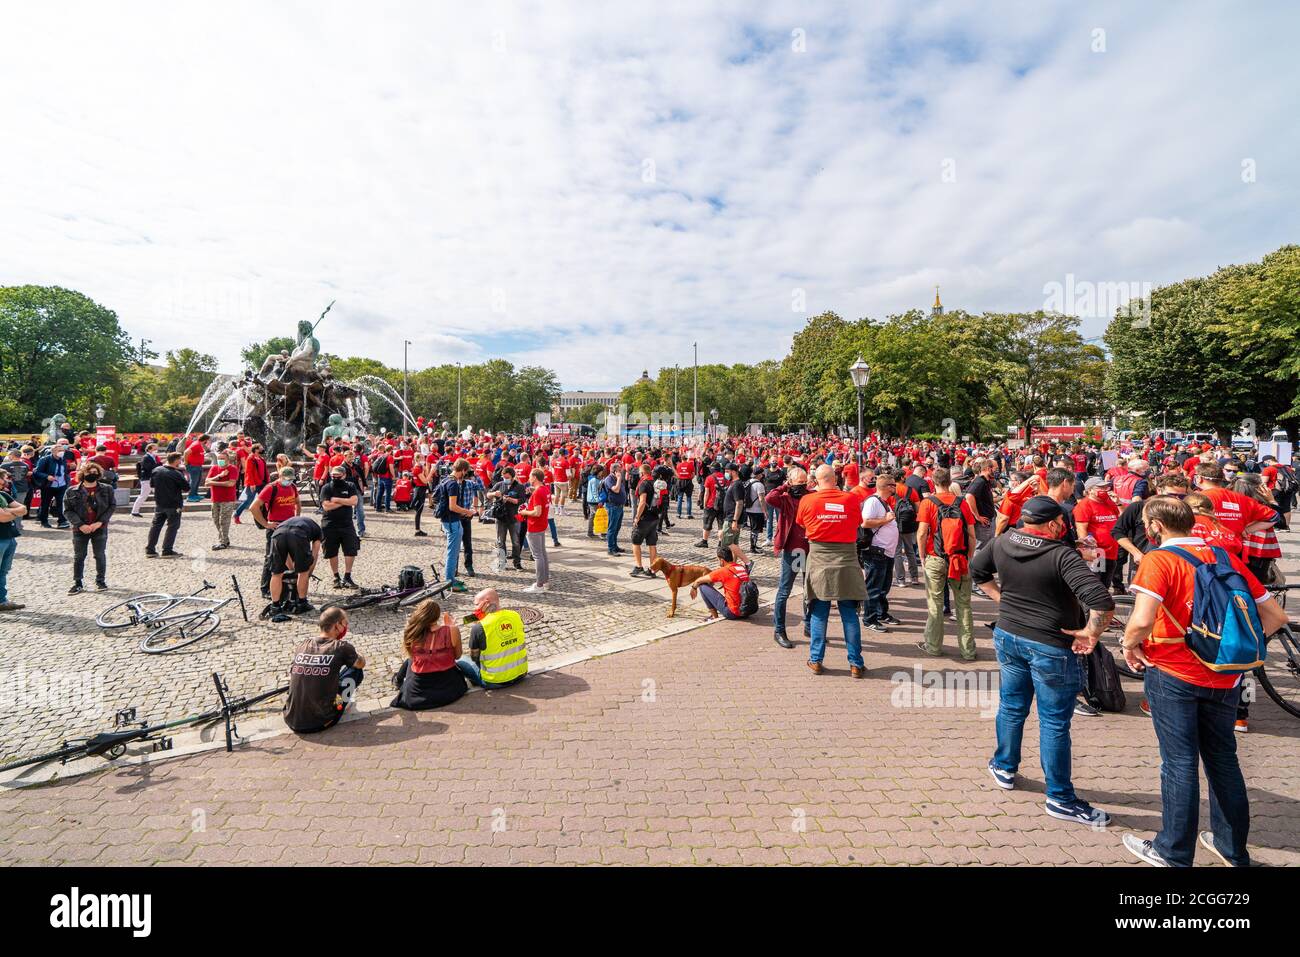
[795,489,862,543]
[1130,537,1266,689]
[916,493,976,557]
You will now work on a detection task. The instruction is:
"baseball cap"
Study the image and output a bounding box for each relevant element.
[1020,495,1063,523]
[1083,477,1111,491]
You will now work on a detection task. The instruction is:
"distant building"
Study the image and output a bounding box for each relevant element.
[932,286,943,317]
[554,390,621,417]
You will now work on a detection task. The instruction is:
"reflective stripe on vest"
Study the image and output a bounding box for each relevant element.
[479,609,528,684]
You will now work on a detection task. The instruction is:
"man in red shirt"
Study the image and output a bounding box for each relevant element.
[251,467,302,598]
[1074,477,1122,591]
[916,467,978,659]
[688,548,754,620]
[795,464,868,677]
[1120,495,1287,868]
[205,448,240,549]
[1194,462,1276,542]
[184,433,209,502]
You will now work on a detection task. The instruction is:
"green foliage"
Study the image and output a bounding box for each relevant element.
[0,285,134,431]
[566,402,610,425]
[241,336,295,371]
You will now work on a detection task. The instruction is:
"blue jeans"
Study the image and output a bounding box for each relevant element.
[455,655,485,687]
[1145,665,1250,866]
[187,464,204,499]
[605,504,625,552]
[991,627,1082,803]
[548,517,559,546]
[354,498,366,534]
[0,537,16,603]
[862,552,893,623]
[675,491,693,518]
[442,519,462,581]
[807,599,863,668]
[772,549,805,634]
[376,477,393,510]
[764,501,776,543]
[233,483,261,518]
[699,583,741,620]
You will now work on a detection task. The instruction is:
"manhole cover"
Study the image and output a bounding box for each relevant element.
[515,605,543,625]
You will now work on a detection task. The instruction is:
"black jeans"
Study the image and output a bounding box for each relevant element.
[460,517,475,573]
[496,515,522,565]
[862,551,894,623]
[261,527,275,590]
[146,508,182,553]
[412,486,427,531]
[39,484,66,526]
[73,527,109,584]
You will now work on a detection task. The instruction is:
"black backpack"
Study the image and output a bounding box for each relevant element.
[398,565,425,592]
[1082,645,1126,713]
[1276,465,1298,497]
[895,490,918,533]
[738,579,760,617]
[434,479,456,521]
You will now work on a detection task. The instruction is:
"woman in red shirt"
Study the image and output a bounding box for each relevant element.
[518,468,551,592]
[390,600,467,710]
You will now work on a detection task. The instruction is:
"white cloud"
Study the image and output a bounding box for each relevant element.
[1,0,1297,391]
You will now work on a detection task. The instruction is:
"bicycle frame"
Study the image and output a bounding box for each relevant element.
[131,576,249,629]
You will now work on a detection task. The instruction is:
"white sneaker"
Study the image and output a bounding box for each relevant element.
[523,583,547,593]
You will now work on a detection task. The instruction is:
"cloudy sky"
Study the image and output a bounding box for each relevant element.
[3,1,1297,389]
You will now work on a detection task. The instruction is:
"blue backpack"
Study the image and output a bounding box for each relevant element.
[1159,545,1268,673]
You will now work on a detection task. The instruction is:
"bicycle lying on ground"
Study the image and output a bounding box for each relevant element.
[1108,590,1300,719]
[0,673,286,775]
[96,575,249,653]
[318,563,455,614]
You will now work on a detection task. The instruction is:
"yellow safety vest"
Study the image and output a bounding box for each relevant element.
[479,609,528,685]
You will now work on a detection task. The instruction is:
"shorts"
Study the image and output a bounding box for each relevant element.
[322,526,360,559]
[270,534,313,575]
[703,507,724,531]
[719,525,740,549]
[745,511,766,534]
[631,519,659,547]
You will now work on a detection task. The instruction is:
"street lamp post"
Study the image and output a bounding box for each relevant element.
[403,339,412,427]
[848,356,871,469]
[692,343,698,442]
[94,403,105,433]
[710,407,718,443]
[456,362,462,434]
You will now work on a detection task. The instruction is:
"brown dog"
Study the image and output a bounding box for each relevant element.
[650,556,712,617]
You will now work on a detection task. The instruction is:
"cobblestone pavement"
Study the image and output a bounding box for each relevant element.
[0,497,780,760]
[2,519,1298,865]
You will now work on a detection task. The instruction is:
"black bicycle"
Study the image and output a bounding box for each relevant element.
[319,564,454,613]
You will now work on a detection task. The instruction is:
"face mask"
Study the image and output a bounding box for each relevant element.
[216,460,227,467]
[1144,523,1161,546]
[280,479,293,487]
[336,624,348,640]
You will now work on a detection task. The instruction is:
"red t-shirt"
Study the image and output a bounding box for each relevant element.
[256,481,300,522]
[243,455,267,487]
[1074,495,1120,560]
[708,562,751,616]
[1131,537,1266,689]
[1191,515,1242,555]
[184,441,207,466]
[525,484,550,533]
[795,489,861,543]
[1198,487,1275,540]
[207,464,239,503]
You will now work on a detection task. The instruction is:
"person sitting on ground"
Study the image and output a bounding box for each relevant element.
[688,545,756,621]
[390,598,468,710]
[284,607,366,734]
[456,587,529,688]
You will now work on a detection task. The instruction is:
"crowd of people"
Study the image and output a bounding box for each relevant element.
[0,420,1295,867]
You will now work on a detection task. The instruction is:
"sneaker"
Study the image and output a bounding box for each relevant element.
[1139,698,1152,718]
[523,583,547,593]
[293,600,315,616]
[449,580,468,593]
[1198,831,1238,867]
[1122,833,1169,866]
[1234,718,1248,733]
[145,550,159,558]
[693,539,709,548]
[895,579,908,588]
[95,580,108,591]
[881,614,902,625]
[945,611,957,622]
[160,550,179,557]
[630,567,648,578]
[862,620,889,633]
[333,576,344,589]
[212,543,229,550]
[68,583,84,595]
[987,761,1016,791]
[56,522,71,530]
[233,515,241,524]
[1074,698,1101,717]
[1045,798,1110,827]
[916,641,943,657]
[342,575,358,589]
[414,530,428,537]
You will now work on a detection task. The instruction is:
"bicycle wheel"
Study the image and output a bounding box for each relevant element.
[1255,627,1300,719]
[96,594,172,629]
[139,612,221,654]
[396,580,453,609]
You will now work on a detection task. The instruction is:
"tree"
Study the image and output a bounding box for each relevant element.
[986,311,1096,436]
[775,312,847,428]
[160,348,218,401]
[241,336,295,372]
[0,285,134,431]
[567,402,609,425]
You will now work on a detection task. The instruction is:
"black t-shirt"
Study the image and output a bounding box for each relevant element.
[285,635,358,732]
[966,475,997,521]
[635,478,659,520]
[319,479,359,530]
[272,515,323,543]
